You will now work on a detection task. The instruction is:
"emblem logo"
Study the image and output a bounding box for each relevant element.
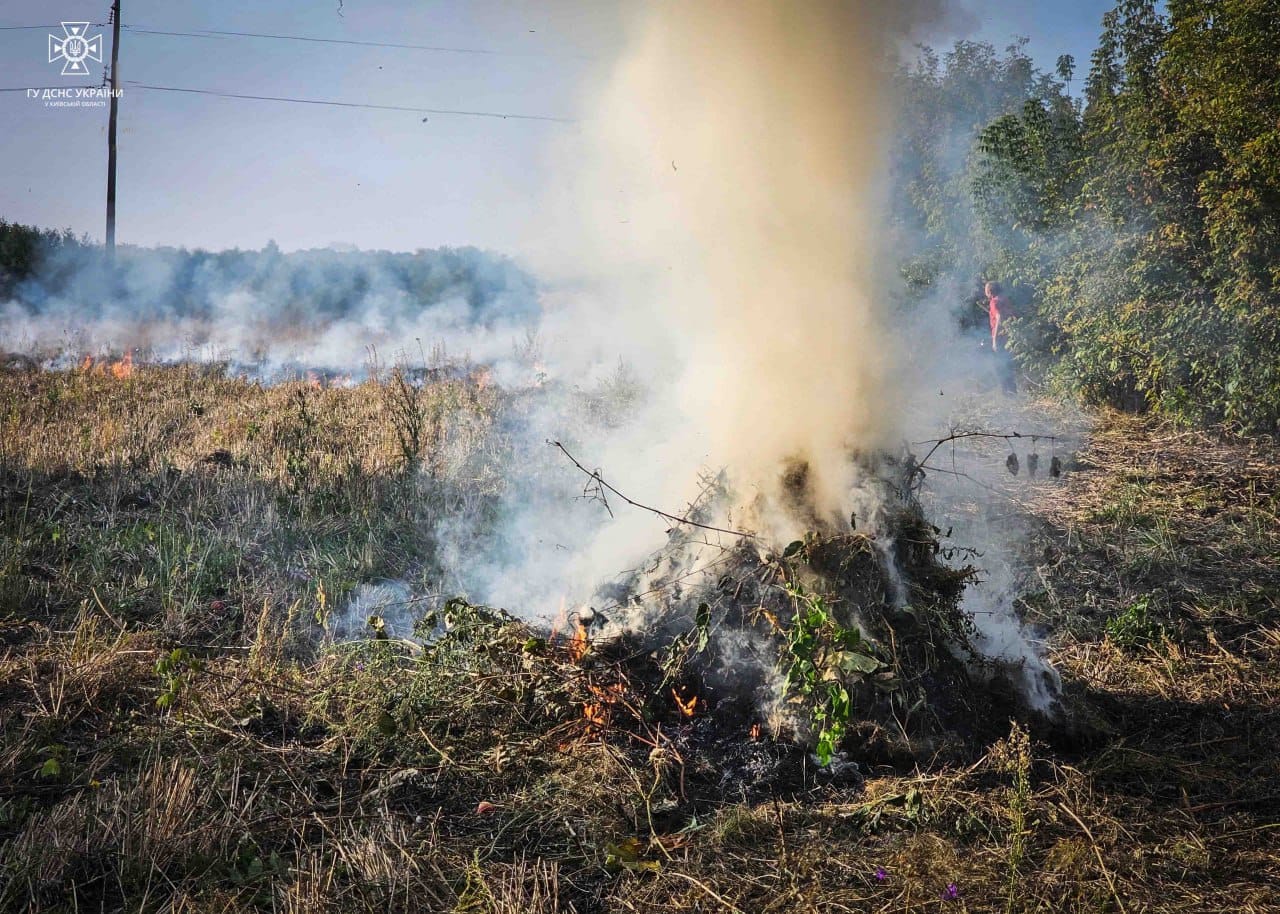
[48,22,103,76]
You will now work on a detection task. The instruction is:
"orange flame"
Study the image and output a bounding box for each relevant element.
[672,688,698,718]
[110,351,133,379]
[750,722,762,741]
[80,351,134,378]
[583,702,610,728]
[583,682,626,729]
[568,620,590,663]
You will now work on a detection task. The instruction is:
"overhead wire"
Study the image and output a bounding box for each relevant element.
[3,13,576,121]
[2,82,576,122]
[0,23,107,30]
[123,81,575,122]
[120,24,578,59]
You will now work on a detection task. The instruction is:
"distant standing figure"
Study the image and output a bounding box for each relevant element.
[984,280,1017,393]
[985,280,1008,351]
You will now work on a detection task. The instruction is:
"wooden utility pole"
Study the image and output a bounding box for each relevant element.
[106,0,121,256]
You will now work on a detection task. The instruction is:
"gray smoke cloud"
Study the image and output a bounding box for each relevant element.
[439,1,1071,711]
[1,242,541,381]
[3,2,1069,712]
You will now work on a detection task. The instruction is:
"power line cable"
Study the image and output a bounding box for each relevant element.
[4,20,582,59]
[120,27,229,40]
[0,85,100,92]
[124,81,574,122]
[0,23,106,30]
[120,23,582,59]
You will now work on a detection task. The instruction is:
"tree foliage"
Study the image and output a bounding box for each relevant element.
[0,220,87,300]
[890,39,1076,322]
[963,0,1280,429]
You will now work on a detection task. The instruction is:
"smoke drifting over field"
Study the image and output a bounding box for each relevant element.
[1,1,1065,712]
[0,243,541,379]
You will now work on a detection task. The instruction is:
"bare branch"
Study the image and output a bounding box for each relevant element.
[549,440,756,540]
[912,429,1059,473]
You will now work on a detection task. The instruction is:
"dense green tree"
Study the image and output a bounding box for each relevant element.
[967,0,1280,429]
[1163,0,1280,426]
[0,221,85,300]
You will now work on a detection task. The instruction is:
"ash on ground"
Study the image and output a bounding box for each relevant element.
[574,456,1055,797]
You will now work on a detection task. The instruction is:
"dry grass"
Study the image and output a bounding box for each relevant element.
[2,367,1279,912]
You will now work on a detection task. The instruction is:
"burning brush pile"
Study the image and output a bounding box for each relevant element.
[473,455,1053,803]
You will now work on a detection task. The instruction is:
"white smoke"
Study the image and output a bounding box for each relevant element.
[1,243,542,381]
[3,2,1071,712]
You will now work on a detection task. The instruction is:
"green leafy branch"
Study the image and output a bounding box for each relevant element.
[781,584,884,766]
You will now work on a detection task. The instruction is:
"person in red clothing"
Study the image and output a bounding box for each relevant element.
[984,280,1017,392]
[985,280,1008,351]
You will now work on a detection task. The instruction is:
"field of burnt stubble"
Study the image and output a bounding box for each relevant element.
[1,360,1278,913]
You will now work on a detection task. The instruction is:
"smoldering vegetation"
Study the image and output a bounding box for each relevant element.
[3,364,1279,913]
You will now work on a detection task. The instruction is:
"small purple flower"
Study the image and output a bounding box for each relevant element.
[942,882,960,901]
[874,866,887,882]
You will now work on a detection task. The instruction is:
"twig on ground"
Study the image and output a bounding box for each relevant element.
[1056,799,1128,914]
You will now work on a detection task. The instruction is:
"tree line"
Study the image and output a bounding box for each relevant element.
[0,223,537,331]
[894,0,1280,431]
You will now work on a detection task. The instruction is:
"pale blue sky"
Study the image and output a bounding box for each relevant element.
[0,1,1114,254]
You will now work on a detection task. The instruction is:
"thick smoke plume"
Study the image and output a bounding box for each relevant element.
[2,2,1065,711]
[551,1,958,529]
[424,0,967,622]
[516,0,1067,713]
